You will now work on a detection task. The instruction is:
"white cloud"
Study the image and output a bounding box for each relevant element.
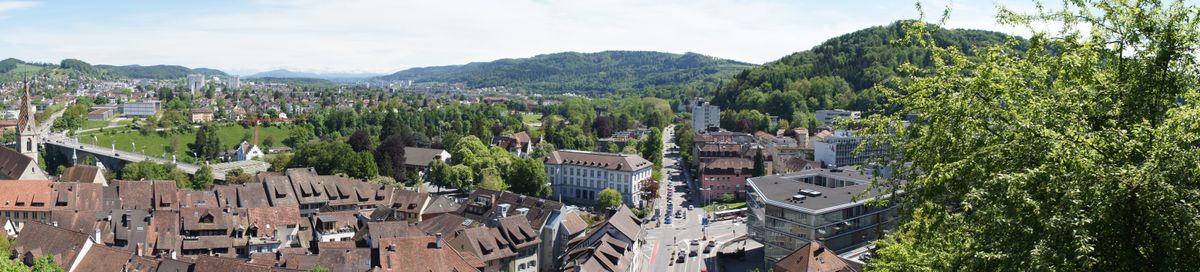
[0,1,36,14]
[0,0,1039,74]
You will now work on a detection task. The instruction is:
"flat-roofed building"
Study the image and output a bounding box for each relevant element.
[746,168,900,266]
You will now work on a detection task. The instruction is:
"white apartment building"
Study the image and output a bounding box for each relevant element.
[815,109,861,126]
[543,150,653,208]
[692,98,721,133]
[186,74,205,92]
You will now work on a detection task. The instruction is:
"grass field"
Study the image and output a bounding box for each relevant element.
[83,119,112,130]
[80,124,294,160]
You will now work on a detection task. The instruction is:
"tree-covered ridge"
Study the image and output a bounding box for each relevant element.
[0,57,228,80]
[377,51,755,93]
[96,64,228,79]
[712,21,1023,129]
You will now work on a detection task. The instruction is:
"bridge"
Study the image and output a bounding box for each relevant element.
[42,137,229,180]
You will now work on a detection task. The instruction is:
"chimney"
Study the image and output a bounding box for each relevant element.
[435,233,443,249]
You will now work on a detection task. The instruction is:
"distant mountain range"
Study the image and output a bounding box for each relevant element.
[375,51,755,93]
[245,69,382,81]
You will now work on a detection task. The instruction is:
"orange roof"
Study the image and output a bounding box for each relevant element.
[0,180,54,211]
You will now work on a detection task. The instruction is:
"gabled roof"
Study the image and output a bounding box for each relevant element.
[497,216,540,250]
[376,236,481,272]
[50,182,104,212]
[117,180,155,210]
[449,226,516,262]
[0,147,34,180]
[0,180,54,211]
[543,150,652,172]
[316,248,372,272]
[192,256,276,272]
[236,183,271,208]
[773,241,860,272]
[74,245,133,272]
[59,165,104,184]
[416,213,467,236]
[13,221,93,270]
[559,210,588,236]
[403,147,448,167]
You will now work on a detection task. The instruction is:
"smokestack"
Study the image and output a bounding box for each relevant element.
[435,233,443,249]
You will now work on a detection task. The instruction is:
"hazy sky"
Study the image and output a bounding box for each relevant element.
[0,0,1039,75]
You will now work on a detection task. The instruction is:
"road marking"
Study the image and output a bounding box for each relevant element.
[648,239,661,265]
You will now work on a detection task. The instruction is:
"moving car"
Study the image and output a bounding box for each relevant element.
[676,251,687,263]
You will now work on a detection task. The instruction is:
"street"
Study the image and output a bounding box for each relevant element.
[642,124,747,272]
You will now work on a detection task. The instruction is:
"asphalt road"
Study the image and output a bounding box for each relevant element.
[642,124,747,272]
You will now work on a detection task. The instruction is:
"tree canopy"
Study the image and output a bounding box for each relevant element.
[861,1,1200,271]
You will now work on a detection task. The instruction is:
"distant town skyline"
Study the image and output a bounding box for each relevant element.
[0,0,1038,75]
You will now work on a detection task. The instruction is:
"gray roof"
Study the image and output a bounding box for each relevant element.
[403,147,447,167]
[747,168,894,214]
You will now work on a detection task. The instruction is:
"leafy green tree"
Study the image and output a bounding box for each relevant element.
[193,165,214,190]
[509,158,550,197]
[192,124,222,161]
[719,193,734,204]
[477,167,509,191]
[0,256,29,272]
[31,256,62,272]
[447,165,476,192]
[121,161,173,180]
[862,2,1200,271]
[640,128,663,169]
[597,188,622,210]
[426,160,450,190]
[309,265,329,272]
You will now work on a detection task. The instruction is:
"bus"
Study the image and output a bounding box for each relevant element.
[712,208,747,221]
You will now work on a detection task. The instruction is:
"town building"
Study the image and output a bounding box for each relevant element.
[190,108,214,123]
[403,147,451,174]
[187,74,205,92]
[812,131,886,168]
[772,241,861,272]
[691,98,721,133]
[234,140,265,161]
[0,181,55,229]
[493,131,533,157]
[746,168,900,265]
[59,165,107,186]
[815,109,861,126]
[226,75,241,89]
[558,206,645,272]
[122,101,160,117]
[87,108,115,121]
[543,150,652,208]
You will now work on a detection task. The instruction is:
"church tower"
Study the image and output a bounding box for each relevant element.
[17,81,38,162]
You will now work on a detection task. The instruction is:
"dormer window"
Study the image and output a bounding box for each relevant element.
[200,213,214,223]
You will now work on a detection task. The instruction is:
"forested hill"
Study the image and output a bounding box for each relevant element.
[0,58,228,80]
[376,51,755,94]
[712,21,1024,128]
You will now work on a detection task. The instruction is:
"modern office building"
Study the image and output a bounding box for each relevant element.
[122,101,160,117]
[746,168,900,265]
[816,109,861,126]
[691,98,721,133]
[543,150,653,208]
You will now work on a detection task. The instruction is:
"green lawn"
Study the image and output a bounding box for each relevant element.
[81,124,294,160]
[521,112,542,124]
[83,119,112,130]
[703,201,747,213]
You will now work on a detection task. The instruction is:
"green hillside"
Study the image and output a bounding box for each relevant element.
[711,21,1025,128]
[376,51,755,94]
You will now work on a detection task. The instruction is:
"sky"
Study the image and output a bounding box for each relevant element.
[0,0,1041,75]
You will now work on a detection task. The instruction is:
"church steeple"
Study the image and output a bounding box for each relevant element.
[17,80,38,161]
